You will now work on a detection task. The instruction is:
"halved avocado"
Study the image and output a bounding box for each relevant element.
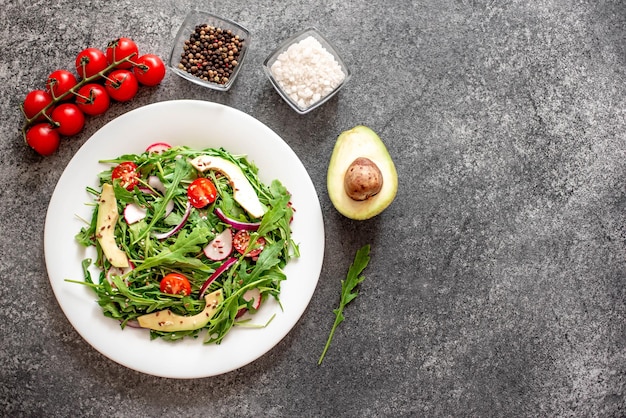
[136,289,223,332]
[327,126,398,220]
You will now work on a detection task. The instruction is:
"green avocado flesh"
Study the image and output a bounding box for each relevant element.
[137,289,223,332]
[327,125,398,220]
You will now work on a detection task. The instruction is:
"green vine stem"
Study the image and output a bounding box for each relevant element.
[20,53,137,143]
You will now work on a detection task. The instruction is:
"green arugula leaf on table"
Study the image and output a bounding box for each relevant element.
[318,244,371,365]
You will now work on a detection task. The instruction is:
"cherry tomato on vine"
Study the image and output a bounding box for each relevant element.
[75,83,110,116]
[22,90,53,121]
[233,230,266,258]
[75,47,108,79]
[160,273,191,296]
[111,161,139,190]
[133,54,166,86]
[104,69,139,102]
[187,177,218,208]
[25,123,60,156]
[51,103,85,136]
[45,70,78,101]
[106,37,139,69]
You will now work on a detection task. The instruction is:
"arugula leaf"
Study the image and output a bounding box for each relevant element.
[132,226,212,273]
[318,244,371,365]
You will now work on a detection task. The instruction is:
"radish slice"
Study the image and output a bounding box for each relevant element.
[199,257,237,298]
[148,175,166,194]
[215,207,261,231]
[203,228,233,261]
[124,203,147,224]
[164,199,175,218]
[146,142,172,154]
[236,288,262,318]
[153,201,192,240]
[106,262,134,285]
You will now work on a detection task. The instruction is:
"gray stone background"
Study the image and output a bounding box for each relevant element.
[1,0,624,416]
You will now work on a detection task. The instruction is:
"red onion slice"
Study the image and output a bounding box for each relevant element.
[152,201,192,240]
[199,257,237,298]
[215,207,261,231]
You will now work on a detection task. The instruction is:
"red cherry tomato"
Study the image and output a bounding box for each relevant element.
[233,230,266,258]
[187,178,218,208]
[160,273,191,296]
[75,83,110,116]
[111,161,139,190]
[75,47,108,79]
[22,90,53,121]
[133,54,166,86]
[45,70,78,100]
[25,123,60,156]
[51,103,85,136]
[106,38,139,69]
[104,69,139,102]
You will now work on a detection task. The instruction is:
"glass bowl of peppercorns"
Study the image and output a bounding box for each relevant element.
[263,28,351,114]
[169,11,250,91]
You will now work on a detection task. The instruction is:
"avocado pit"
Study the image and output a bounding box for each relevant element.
[343,157,383,201]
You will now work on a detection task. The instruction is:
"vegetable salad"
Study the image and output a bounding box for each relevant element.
[74,144,298,344]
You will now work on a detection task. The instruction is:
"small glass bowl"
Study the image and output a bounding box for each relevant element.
[263,28,351,114]
[169,11,251,91]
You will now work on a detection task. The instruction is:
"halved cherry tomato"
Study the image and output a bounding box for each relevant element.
[45,70,78,101]
[133,54,166,86]
[233,230,266,258]
[22,90,53,121]
[106,37,139,69]
[160,273,191,296]
[104,69,139,102]
[51,103,85,136]
[111,161,139,190]
[75,83,110,116]
[25,123,60,156]
[187,177,217,208]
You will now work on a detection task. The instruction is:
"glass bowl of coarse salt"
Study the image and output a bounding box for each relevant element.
[263,28,351,114]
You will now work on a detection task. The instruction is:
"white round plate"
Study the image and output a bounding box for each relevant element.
[44,100,324,379]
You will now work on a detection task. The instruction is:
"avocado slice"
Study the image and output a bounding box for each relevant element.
[136,289,223,332]
[189,155,266,219]
[96,183,129,268]
[327,126,398,220]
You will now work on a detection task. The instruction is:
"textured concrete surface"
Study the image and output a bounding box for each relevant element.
[1,0,625,417]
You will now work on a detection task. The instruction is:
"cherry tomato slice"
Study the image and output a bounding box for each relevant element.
[133,54,166,86]
[111,161,139,190]
[104,69,139,102]
[75,83,110,116]
[160,273,191,296]
[187,178,217,208]
[233,230,266,258]
[45,70,78,101]
[51,103,85,136]
[106,37,139,69]
[75,47,108,79]
[25,123,60,156]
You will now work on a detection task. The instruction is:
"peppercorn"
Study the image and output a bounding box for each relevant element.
[178,24,245,85]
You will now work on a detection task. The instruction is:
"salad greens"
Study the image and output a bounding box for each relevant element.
[72,145,298,343]
[318,244,371,364]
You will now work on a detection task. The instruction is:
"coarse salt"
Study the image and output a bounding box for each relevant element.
[270,36,346,110]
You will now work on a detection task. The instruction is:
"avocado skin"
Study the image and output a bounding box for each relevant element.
[327,126,398,220]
